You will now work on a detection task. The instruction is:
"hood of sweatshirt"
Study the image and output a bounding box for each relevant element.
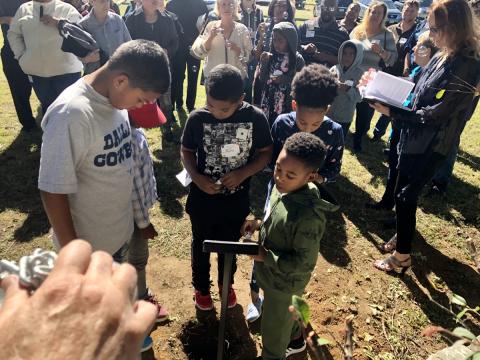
[281,182,340,217]
[337,39,364,77]
[272,21,298,55]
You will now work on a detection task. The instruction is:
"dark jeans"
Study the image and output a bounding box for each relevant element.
[171,46,200,111]
[373,114,391,139]
[353,100,375,151]
[340,122,351,140]
[1,48,36,129]
[186,186,250,294]
[394,153,446,254]
[380,126,401,207]
[31,72,81,115]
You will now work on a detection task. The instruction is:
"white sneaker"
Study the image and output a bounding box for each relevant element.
[246,295,263,323]
[285,337,306,357]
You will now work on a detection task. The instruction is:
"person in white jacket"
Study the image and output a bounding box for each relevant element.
[8,0,84,114]
[191,0,252,80]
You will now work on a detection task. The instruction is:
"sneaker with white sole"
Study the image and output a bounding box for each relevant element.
[246,295,263,323]
[194,290,214,311]
[141,336,153,352]
[286,337,306,357]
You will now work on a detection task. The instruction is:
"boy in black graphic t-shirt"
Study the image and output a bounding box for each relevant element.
[181,64,273,311]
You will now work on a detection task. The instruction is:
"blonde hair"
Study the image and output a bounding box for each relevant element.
[429,0,480,58]
[214,0,240,20]
[351,1,387,40]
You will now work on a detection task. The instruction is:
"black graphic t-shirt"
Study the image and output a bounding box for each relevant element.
[182,102,272,196]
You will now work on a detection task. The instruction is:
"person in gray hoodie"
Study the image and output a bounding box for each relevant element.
[255,21,305,125]
[327,39,364,138]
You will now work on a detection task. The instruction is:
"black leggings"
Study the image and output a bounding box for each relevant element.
[394,153,447,254]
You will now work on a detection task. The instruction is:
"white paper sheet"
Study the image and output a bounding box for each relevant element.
[363,71,415,109]
[176,168,192,187]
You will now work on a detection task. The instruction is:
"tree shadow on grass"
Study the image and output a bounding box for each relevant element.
[419,175,480,230]
[328,175,395,260]
[400,231,480,333]
[457,149,480,172]
[346,138,480,231]
[152,139,188,219]
[0,130,49,242]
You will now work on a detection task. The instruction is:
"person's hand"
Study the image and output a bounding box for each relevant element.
[81,49,100,64]
[302,43,317,54]
[358,68,377,88]
[314,51,328,62]
[241,219,262,235]
[0,16,12,25]
[402,68,411,77]
[220,168,247,190]
[0,240,156,360]
[208,26,223,40]
[140,223,158,240]
[260,51,272,63]
[369,102,391,116]
[257,22,267,37]
[270,75,282,84]
[338,82,350,92]
[249,245,267,262]
[40,14,59,28]
[226,40,241,57]
[193,174,222,194]
[371,42,383,55]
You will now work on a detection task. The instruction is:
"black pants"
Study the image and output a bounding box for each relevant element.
[186,186,250,294]
[171,46,200,111]
[373,114,391,139]
[1,48,36,130]
[394,153,446,254]
[353,101,375,151]
[380,126,401,207]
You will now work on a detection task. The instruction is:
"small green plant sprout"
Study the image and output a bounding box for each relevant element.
[290,296,355,360]
[422,293,480,359]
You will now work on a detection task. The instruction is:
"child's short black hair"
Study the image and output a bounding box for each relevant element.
[291,64,338,109]
[343,42,357,54]
[284,132,326,171]
[107,40,170,94]
[205,64,244,102]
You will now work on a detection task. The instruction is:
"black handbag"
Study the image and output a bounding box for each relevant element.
[378,30,389,72]
[57,19,99,58]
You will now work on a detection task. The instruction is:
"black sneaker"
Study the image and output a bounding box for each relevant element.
[286,337,306,357]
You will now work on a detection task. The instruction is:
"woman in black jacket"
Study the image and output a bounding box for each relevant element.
[368,0,480,273]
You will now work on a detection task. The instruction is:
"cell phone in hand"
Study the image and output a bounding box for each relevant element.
[40,5,44,18]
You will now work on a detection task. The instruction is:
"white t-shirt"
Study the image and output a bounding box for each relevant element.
[38,78,134,254]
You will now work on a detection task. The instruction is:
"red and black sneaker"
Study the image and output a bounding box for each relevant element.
[219,285,237,309]
[194,290,214,311]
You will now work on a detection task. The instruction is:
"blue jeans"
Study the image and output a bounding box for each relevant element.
[340,122,351,140]
[31,72,81,114]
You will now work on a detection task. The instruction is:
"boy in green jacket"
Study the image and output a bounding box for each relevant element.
[242,132,339,359]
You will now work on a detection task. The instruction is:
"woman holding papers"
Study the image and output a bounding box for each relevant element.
[350,1,398,152]
[367,0,480,273]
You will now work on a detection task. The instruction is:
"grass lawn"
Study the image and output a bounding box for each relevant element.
[1,2,479,359]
